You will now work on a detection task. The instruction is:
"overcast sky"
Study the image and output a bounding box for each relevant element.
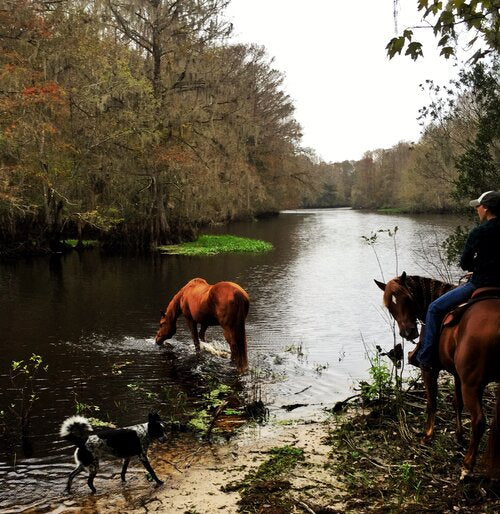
[225,0,466,163]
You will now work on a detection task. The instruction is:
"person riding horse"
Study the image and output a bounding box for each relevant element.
[413,190,500,372]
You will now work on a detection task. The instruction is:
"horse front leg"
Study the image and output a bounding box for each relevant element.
[422,368,439,444]
[185,318,200,351]
[461,384,486,480]
[453,374,464,444]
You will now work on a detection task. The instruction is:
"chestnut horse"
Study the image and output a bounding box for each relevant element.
[375,272,500,479]
[155,278,250,372]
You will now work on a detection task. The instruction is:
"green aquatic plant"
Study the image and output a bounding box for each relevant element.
[157,234,273,256]
[62,239,98,248]
[187,383,240,436]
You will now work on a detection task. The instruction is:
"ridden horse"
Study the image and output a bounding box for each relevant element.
[375,272,500,479]
[155,278,250,372]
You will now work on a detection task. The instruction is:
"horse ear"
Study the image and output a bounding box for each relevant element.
[400,271,407,284]
[374,279,386,291]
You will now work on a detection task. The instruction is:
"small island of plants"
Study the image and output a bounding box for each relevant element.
[157,235,273,256]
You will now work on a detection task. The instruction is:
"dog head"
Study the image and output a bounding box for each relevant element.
[147,412,167,443]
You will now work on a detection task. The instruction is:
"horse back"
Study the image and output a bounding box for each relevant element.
[179,279,212,320]
[209,282,250,324]
[446,299,500,383]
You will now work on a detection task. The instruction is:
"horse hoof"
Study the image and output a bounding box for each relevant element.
[460,468,471,481]
[420,435,432,445]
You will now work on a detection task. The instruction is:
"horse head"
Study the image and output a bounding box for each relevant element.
[375,272,419,341]
[155,311,176,345]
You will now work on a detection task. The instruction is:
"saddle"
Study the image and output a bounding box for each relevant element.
[443,287,500,328]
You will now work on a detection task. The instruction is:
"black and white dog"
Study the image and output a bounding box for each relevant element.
[60,412,167,493]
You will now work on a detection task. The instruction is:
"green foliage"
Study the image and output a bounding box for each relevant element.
[158,235,273,256]
[0,1,327,252]
[328,379,499,511]
[254,446,305,481]
[224,444,305,513]
[73,399,116,427]
[441,224,470,265]
[387,1,500,61]
[361,353,393,402]
[453,62,500,198]
[188,383,238,435]
[8,354,48,432]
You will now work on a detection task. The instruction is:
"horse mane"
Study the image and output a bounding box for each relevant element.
[165,289,183,321]
[402,275,455,322]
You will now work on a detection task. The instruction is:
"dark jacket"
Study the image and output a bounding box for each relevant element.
[460,217,500,287]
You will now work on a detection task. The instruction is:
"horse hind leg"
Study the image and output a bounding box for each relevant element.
[484,384,500,479]
[223,326,248,372]
[453,374,465,444]
[461,384,486,480]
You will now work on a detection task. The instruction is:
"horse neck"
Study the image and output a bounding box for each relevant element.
[166,291,182,323]
[406,275,455,321]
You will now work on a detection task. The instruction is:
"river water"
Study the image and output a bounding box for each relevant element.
[0,208,465,510]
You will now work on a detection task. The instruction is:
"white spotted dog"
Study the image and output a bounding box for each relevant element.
[60,412,167,493]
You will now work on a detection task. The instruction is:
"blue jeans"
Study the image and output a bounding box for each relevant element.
[418,281,477,366]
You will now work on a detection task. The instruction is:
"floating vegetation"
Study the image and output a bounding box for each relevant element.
[157,234,273,256]
[63,239,98,248]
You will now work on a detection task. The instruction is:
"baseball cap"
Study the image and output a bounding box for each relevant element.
[469,190,500,208]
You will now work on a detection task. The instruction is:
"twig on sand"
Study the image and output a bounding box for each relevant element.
[298,500,317,513]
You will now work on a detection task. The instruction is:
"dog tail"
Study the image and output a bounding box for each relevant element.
[60,415,93,446]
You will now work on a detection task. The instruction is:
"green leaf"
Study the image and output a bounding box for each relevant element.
[439,10,455,28]
[402,29,413,41]
[440,46,455,58]
[417,0,429,11]
[405,41,424,60]
[437,35,449,46]
[386,37,405,58]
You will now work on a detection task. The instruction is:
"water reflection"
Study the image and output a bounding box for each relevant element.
[0,208,464,509]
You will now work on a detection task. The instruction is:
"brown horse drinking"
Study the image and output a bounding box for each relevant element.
[375,272,500,479]
[155,278,250,372]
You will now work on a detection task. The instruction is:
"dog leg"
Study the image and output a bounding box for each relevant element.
[66,464,84,493]
[121,457,130,482]
[87,461,98,493]
[139,454,163,485]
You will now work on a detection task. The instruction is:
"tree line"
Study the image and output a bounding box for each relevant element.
[1,1,498,256]
[0,0,325,253]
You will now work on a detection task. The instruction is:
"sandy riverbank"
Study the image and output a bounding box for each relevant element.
[45,415,343,513]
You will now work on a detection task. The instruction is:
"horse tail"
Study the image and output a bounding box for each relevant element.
[233,290,249,372]
[485,383,500,478]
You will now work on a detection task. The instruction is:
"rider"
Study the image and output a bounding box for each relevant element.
[416,190,500,372]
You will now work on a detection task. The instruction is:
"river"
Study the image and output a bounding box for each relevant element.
[0,208,465,510]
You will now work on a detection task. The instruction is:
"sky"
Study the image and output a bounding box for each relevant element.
[225,0,467,163]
